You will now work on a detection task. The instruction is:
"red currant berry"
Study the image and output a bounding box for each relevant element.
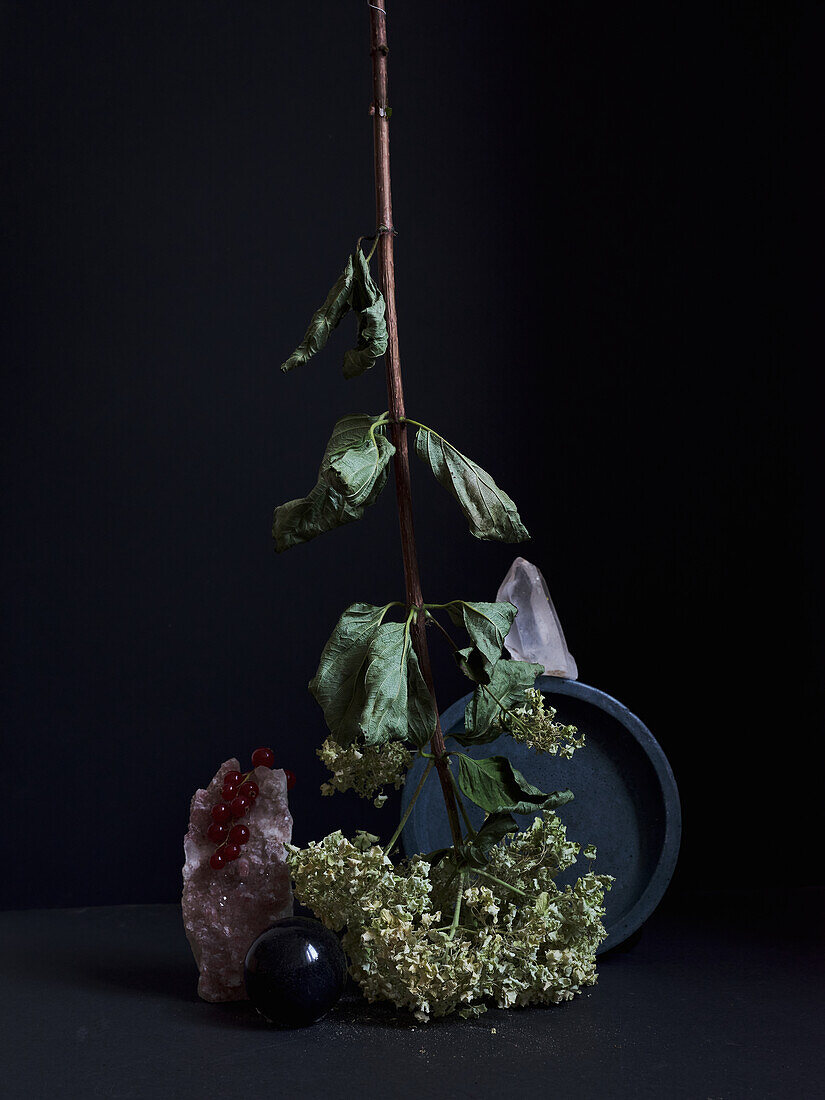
[222,783,239,802]
[224,771,242,787]
[209,851,225,871]
[211,802,232,825]
[285,769,296,790]
[207,822,228,844]
[251,747,275,769]
[222,843,241,861]
[240,781,259,800]
[229,824,249,845]
[231,795,250,818]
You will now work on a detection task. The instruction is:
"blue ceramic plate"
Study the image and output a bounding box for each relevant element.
[400,677,681,953]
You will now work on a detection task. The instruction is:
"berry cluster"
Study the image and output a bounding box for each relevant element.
[207,747,294,871]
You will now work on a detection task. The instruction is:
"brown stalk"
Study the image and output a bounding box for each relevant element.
[367,1,462,849]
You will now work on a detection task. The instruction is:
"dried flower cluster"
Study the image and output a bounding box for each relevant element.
[317,736,413,807]
[287,814,611,1021]
[496,687,585,758]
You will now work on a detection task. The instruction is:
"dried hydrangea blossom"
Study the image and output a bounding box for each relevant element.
[287,814,611,1021]
[318,737,414,807]
[496,687,585,758]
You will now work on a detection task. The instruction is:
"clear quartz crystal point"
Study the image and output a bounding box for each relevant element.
[495,556,578,679]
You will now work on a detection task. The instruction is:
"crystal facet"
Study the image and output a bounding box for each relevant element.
[182,759,293,1001]
[496,556,578,679]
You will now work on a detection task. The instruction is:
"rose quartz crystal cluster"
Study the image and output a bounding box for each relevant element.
[182,759,293,1001]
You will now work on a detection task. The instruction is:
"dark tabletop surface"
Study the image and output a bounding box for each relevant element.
[1,891,823,1100]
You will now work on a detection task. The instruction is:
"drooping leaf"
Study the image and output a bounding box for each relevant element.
[359,620,437,746]
[473,811,519,850]
[342,249,388,379]
[414,427,530,542]
[309,606,435,748]
[280,256,354,373]
[462,812,518,865]
[453,645,486,683]
[406,643,438,748]
[456,658,544,745]
[456,754,574,816]
[359,621,411,744]
[421,811,518,870]
[273,414,394,552]
[445,600,517,684]
[328,417,395,508]
[279,247,388,379]
[309,602,395,746]
[419,845,452,866]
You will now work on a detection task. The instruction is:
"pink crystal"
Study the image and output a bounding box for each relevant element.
[496,557,579,679]
[182,759,293,1001]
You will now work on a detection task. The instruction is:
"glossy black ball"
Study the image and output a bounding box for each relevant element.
[244,917,347,1027]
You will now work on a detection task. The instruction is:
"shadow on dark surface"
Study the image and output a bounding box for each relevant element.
[193,976,478,1033]
[4,887,823,1030]
[197,985,427,1033]
[3,897,824,1099]
[217,983,574,1034]
[12,939,201,1006]
[599,926,644,959]
[87,954,202,1003]
[202,1000,272,1030]
[0,905,201,1007]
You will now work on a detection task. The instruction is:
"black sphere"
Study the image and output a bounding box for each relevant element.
[244,917,347,1027]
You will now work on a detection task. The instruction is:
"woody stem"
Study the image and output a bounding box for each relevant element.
[367,1,462,849]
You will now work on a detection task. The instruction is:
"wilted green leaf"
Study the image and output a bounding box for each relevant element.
[309,605,435,748]
[463,812,518,865]
[419,845,452,866]
[453,645,486,683]
[360,621,434,746]
[414,427,529,543]
[279,248,387,379]
[342,249,388,379]
[405,643,438,748]
[456,658,544,745]
[280,256,354,373]
[456,754,573,816]
[273,414,394,552]
[420,812,518,870]
[309,602,394,746]
[328,416,394,508]
[444,600,517,684]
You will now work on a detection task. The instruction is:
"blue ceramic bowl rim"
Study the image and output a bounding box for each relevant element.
[403,676,682,952]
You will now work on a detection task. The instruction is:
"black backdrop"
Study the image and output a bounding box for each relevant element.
[1,1,816,910]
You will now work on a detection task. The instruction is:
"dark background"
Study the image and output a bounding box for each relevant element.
[0,1,815,910]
